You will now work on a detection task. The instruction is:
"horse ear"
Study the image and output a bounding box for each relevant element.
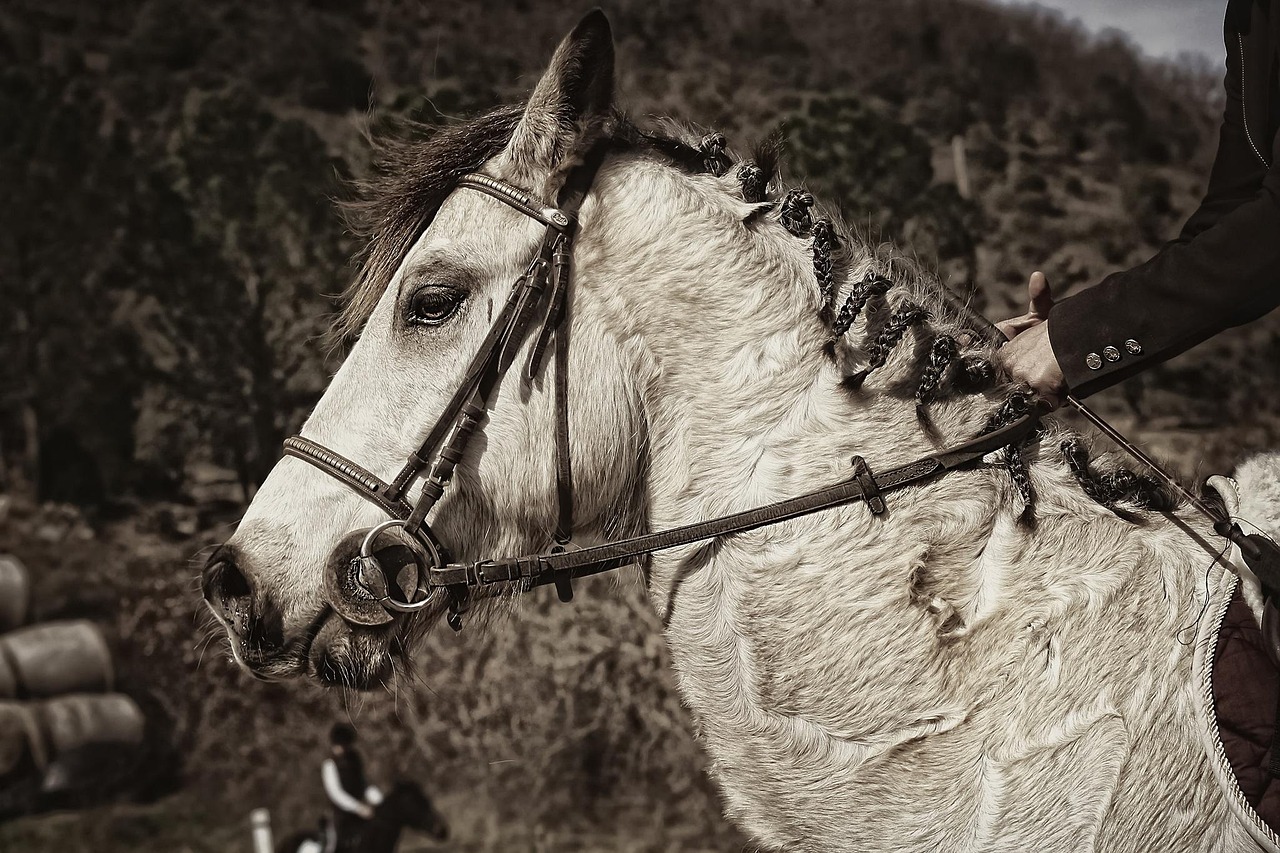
[503,9,615,173]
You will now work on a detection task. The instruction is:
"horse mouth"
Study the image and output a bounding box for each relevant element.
[214,604,334,683]
[305,610,402,691]
[217,607,402,690]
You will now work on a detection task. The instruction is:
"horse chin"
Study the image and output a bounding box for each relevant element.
[306,612,400,691]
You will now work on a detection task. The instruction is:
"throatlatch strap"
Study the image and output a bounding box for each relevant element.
[553,321,574,545]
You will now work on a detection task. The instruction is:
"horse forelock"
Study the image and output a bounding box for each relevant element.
[332,105,525,349]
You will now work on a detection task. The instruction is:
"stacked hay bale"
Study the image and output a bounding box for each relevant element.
[0,554,146,815]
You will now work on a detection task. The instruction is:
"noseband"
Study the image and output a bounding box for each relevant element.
[283,147,1043,630]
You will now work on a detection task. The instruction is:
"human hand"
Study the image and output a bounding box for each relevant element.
[358,804,376,820]
[998,319,1065,409]
[996,271,1054,339]
[996,272,1064,409]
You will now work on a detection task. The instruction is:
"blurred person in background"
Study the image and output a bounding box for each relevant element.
[320,723,383,851]
[999,0,1280,406]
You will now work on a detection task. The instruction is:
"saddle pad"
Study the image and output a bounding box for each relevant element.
[1213,581,1280,841]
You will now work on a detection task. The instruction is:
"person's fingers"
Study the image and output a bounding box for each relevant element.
[996,321,1064,409]
[1027,270,1054,318]
[997,315,1044,339]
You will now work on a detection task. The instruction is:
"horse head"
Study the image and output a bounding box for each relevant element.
[202,11,664,686]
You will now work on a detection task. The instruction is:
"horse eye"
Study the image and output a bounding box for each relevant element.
[405,286,465,327]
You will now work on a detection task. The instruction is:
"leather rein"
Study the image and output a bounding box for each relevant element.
[282,153,1042,630]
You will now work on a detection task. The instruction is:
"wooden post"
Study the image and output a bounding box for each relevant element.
[250,808,273,853]
[952,135,971,199]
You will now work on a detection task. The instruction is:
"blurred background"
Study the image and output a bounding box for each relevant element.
[1,0,1275,850]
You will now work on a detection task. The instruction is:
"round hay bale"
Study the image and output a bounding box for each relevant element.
[0,652,15,700]
[0,556,29,632]
[35,694,145,794]
[0,621,113,698]
[0,702,44,779]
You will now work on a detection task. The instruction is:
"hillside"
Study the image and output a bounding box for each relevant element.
[1,0,1275,849]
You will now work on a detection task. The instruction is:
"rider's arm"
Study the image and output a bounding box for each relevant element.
[1047,10,1280,398]
[321,759,373,817]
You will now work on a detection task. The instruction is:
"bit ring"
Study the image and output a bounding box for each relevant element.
[357,519,441,612]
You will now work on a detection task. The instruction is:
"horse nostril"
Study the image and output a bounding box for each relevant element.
[201,552,285,655]
[202,557,254,637]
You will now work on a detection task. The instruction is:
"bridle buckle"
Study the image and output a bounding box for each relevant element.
[547,540,578,603]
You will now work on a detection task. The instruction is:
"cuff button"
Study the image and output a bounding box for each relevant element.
[1124,338,1142,355]
[1085,352,1103,370]
[1103,345,1121,362]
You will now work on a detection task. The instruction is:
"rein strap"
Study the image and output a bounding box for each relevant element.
[425,411,1041,592]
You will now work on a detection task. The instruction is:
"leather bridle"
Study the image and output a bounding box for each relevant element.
[282,145,1043,631]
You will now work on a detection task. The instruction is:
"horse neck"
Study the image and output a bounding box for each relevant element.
[628,236,1211,656]
[629,244,994,579]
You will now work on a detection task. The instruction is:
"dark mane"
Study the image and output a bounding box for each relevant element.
[334,105,525,347]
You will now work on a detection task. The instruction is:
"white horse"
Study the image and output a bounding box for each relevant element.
[203,12,1278,851]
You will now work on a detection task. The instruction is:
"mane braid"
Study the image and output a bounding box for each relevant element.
[952,353,997,391]
[632,126,728,175]
[978,391,1034,436]
[1060,436,1177,512]
[831,272,893,338]
[976,391,1039,520]
[698,132,731,177]
[779,189,815,235]
[750,129,783,189]
[811,219,837,309]
[1005,444,1036,523]
[846,303,928,388]
[738,163,768,203]
[915,335,958,408]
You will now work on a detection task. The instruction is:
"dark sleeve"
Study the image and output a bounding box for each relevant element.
[1047,16,1280,398]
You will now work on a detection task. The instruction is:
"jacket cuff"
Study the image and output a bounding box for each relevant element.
[1047,297,1154,398]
